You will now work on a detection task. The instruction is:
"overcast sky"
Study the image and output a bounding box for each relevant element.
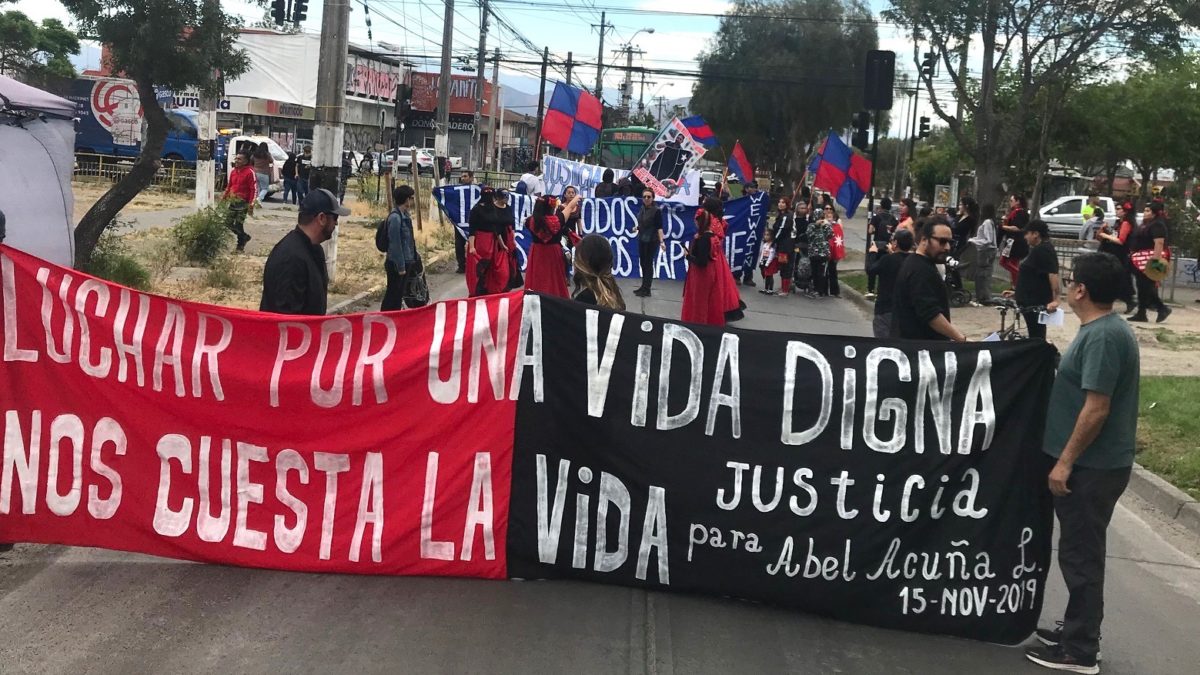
[7,0,1027,134]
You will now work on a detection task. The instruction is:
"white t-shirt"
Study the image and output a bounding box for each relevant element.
[519,173,545,197]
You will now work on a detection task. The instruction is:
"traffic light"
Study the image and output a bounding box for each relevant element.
[851,111,871,152]
[293,0,309,24]
[920,51,936,79]
[271,0,286,25]
[394,83,412,123]
[918,116,931,139]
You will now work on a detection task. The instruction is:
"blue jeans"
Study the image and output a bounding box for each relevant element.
[283,178,299,204]
[255,172,269,201]
[296,176,309,200]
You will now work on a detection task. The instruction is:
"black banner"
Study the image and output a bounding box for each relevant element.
[509,295,1056,644]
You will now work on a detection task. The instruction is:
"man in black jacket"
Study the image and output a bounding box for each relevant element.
[867,228,913,338]
[892,220,967,342]
[866,197,896,297]
[260,188,349,315]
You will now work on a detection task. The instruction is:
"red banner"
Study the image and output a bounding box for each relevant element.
[0,245,524,578]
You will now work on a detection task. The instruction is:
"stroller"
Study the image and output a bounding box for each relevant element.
[944,241,978,308]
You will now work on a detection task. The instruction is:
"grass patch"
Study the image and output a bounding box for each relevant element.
[1152,328,1200,351]
[85,224,152,290]
[1138,376,1200,500]
[204,257,242,289]
[841,272,869,294]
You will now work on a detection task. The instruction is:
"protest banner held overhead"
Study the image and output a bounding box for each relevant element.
[633,118,709,199]
[540,155,700,205]
[1,244,1058,644]
[433,186,769,279]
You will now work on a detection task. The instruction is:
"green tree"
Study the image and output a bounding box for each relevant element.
[885,0,1199,207]
[690,0,878,180]
[1116,54,1200,198]
[62,0,249,268]
[908,129,971,201]
[0,11,80,80]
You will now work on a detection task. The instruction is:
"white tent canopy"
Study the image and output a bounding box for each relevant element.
[0,75,76,266]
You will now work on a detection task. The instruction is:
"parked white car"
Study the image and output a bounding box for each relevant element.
[1040,195,1144,239]
[381,148,436,175]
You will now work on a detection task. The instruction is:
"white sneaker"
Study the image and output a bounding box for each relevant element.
[865,292,876,299]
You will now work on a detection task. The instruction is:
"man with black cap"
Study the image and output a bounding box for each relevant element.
[739,180,761,286]
[260,188,349,315]
[866,197,896,298]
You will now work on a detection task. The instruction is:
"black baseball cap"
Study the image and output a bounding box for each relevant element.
[300,188,351,217]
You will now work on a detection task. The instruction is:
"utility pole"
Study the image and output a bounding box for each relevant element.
[312,0,350,280]
[471,0,488,171]
[654,96,666,126]
[565,52,573,87]
[639,73,654,118]
[434,0,455,179]
[593,11,612,103]
[533,46,549,161]
[488,47,500,170]
[194,75,220,209]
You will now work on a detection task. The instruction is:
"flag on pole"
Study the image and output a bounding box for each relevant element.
[727,140,753,185]
[807,132,873,217]
[542,82,603,155]
[681,115,719,148]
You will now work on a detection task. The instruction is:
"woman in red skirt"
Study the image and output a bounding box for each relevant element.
[700,196,746,322]
[523,195,570,297]
[466,188,517,296]
[681,210,725,326]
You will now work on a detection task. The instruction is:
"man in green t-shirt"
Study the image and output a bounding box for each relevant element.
[1026,252,1140,675]
[1080,193,1100,224]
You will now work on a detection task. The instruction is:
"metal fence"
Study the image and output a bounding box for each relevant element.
[73,153,202,192]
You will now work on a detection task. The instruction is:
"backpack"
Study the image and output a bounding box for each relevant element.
[375,210,395,252]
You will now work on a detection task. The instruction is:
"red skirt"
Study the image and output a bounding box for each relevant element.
[525,242,569,297]
[466,230,513,296]
[681,262,726,326]
[710,236,743,314]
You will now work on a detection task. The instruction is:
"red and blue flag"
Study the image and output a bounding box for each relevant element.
[681,115,719,148]
[807,132,872,217]
[542,82,603,155]
[727,140,753,185]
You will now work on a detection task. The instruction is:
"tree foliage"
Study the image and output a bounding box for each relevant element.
[885,0,1199,205]
[61,0,249,267]
[0,11,80,80]
[691,0,878,178]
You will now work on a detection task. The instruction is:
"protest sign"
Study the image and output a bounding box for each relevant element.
[1,246,1057,644]
[434,187,768,280]
[632,118,708,198]
[507,296,1056,644]
[0,245,519,578]
[541,155,700,205]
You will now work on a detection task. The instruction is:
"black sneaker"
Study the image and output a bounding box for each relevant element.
[1036,622,1102,661]
[633,287,649,297]
[1156,306,1172,323]
[1025,644,1099,674]
[1127,313,1148,323]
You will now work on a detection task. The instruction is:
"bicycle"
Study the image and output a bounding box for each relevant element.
[993,298,1047,341]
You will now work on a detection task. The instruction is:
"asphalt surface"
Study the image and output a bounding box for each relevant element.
[2,274,1199,675]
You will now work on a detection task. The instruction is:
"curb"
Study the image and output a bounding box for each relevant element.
[839,284,876,316]
[1127,463,1200,538]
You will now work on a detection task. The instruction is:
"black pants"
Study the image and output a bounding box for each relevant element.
[381,261,411,311]
[1053,463,1131,660]
[637,240,658,291]
[1023,310,1047,340]
[1135,270,1165,314]
[454,229,467,272]
[827,259,840,296]
[225,200,250,247]
[811,256,829,296]
[866,251,880,292]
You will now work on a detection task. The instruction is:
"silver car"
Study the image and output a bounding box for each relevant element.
[1039,195,1116,238]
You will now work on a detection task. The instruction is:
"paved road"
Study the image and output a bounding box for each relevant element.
[3,276,1199,674]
